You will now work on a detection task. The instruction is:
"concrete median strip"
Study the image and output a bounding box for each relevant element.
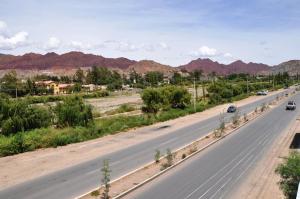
[77,93,293,199]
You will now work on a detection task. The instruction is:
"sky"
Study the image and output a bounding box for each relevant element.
[0,0,300,66]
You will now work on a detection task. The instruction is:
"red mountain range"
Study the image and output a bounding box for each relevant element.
[0,51,272,76]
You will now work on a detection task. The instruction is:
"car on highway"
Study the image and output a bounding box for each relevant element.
[257,90,268,95]
[286,101,296,110]
[227,105,237,113]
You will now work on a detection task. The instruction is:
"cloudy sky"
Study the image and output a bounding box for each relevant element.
[0,0,299,66]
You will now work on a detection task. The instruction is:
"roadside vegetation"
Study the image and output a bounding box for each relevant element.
[0,69,297,156]
[276,151,300,199]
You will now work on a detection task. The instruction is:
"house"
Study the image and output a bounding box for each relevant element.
[58,84,74,94]
[35,80,59,94]
[82,84,97,92]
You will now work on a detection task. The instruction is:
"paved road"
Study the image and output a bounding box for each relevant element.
[0,90,290,199]
[125,93,300,199]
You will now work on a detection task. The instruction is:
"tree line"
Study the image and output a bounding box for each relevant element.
[0,94,93,136]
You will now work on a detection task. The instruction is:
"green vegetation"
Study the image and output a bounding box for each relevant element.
[23,90,109,104]
[154,149,161,163]
[276,151,300,199]
[0,95,52,135]
[103,104,136,116]
[0,70,296,157]
[141,86,191,114]
[161,148,174,170]
[55,96,93,127]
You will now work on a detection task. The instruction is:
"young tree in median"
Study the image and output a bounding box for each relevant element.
[101,159,111,199]
[276,151,300,199]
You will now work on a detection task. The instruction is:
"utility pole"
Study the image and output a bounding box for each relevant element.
[246,76,249,94]
[273,74,275,90]
[193,77,196,112]
[15,87,17,98]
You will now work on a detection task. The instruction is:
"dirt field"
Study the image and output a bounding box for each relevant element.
[0,89,284,190]
[85,93,142,113]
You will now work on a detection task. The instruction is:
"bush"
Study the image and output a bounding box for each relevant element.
[141,88,163,114]
[55,96,93,127]
[141,86,191,114]
[276,151,300,199]
[154,149,161,163]
[0,98,52,135]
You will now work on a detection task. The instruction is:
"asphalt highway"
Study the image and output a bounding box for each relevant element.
[126,92,300,199]
[0,90,291,199]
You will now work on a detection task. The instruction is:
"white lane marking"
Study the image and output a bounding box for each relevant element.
[182,146,253,199]
[184,127,275,199]
[157,137,178,148]
[197,147,256,199]
[209,177,233,199]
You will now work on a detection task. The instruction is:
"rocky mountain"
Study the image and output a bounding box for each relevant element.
[2,51,298,77]
[127,60,177,75]
[0,51,136,71]
[179,59,270,75]
[271,60,300,75]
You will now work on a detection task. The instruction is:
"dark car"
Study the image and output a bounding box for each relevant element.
[227,105,237,113]
[286,101,296,110]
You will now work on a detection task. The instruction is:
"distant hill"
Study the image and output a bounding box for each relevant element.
[127,60,177,75]
[0,51,136,71]
[1,51,299,77]
[271,60,300,75]
[179,58,270,75]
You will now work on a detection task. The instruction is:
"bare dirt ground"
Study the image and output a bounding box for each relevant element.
[85,93,142,113]
[230,111,300,199]
[0,89,284,190]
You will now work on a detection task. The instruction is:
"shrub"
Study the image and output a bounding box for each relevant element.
[276,152,300,199]
[232,109,240,126]
[55,96,93,127]
[0,99,52,135]
[141,88,163,114]
[182,153,186,159]
[166,148,173,167]
[154,149,161,163]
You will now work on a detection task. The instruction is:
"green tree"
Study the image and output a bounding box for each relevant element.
[0,99,52,135]
[55,96,93,127]
[170,72,182,85]
[141,88,163,114]
[145,71,163,86]
[73,68,85,83]
[1,70,18,97]
[276,151,300,199]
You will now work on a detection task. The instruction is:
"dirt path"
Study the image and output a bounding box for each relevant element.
[230,110,300,199]
[0,90,284,190]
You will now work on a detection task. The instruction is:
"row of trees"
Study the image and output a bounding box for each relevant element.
[141,86,191,114]
[0,95,93,136]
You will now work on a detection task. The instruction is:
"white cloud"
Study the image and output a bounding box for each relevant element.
[158,42,170,50]
[223,52,233,58]
[70,41,93,50]
[0,31,29,50]
[190,46,218,57]
[189,46,235,61]
[117,41,138,52]
[44,37,61,50]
